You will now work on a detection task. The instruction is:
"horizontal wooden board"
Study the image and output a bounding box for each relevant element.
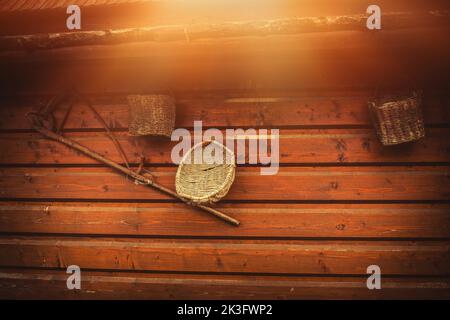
[0,129,449,165]
[0,167,448,201]
[0,269,448,299]
[0,202,449,238]
[0,237,448,275]
[2,28,450,93]
[0,94,448,130]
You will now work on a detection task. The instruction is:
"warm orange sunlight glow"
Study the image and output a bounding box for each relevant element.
[0,0,449,303]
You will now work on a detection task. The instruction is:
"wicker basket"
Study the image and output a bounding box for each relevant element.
[175,140,236,205]
[128,95,176,138]
[369,91,425,146]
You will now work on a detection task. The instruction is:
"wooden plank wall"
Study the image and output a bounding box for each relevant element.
[0,2,449,300]
[0,90,448,299]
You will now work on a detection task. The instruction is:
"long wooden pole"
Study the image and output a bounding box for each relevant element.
[1,12,449,51]
[31,125,241,227]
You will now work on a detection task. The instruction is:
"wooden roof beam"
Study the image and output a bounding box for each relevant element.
[1,11,449,52]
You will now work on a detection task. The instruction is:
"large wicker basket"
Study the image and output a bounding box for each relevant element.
[175,140,236,205]
[128,95,176,138]
[368,91,425,146]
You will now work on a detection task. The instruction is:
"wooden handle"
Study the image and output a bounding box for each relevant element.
[198,204,240,226]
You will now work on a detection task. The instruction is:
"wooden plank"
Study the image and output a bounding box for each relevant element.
[0,129,449,165]
[2,28,450,93]
[0,269,448,299]
[0,202,448,238]
[0,167,448,201]
[0,237,448,275]
[0,94,448,130]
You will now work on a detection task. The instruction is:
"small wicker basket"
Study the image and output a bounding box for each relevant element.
[175,140,236,205]
[128,95,176,138]
[368,91,425,146]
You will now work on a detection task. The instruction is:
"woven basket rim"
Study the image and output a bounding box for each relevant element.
[375,97,418,110]
[175,140,236,202]
[369,91,422,109]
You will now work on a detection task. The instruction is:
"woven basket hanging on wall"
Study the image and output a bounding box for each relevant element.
[176,140,236,205]
[127,95,176,138]
[368,91,425,146]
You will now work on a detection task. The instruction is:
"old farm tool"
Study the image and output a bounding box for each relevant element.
[27,94,240,226]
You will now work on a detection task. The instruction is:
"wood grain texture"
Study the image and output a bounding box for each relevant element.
[0,202,448,238]
[0,94,448,130]
[0,237,448,275]
[0,1,449,300]
[0,269,449,299]
[0,167,448,201]
[0,129,449,165]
